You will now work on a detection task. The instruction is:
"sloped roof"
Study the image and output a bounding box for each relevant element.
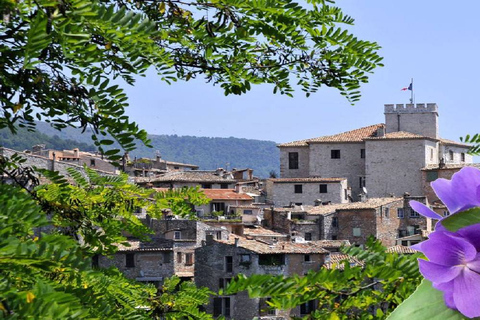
[323,253,363,269]
[386,245,419,254]
[305,197,403,215]
[117,238,173,252]
[365,131,433,140]
[423,163,480,170]
[311,240,351,248]
[243,226,288,238]
[202,189,253,201]
[217,237,329,254]
[268,177,346,183]
[278,124,384,147]
[141,170,236,183]
[165,160,199,168]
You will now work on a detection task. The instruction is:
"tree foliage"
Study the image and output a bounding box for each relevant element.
[1,0,382,161]
[224,237,422,319]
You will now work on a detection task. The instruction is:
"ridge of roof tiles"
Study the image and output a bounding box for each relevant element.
[217,237,329,254]
[268,177,346,183]
[304,197,403,215]
[201,189,253,200]
[278,124,385,147]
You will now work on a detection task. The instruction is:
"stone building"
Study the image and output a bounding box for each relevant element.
[30,145,117,173]
[195,235,329,319]
[264,177,350,207]
[195,189,256,219]
[99,219,229,283]
[136,169,238,189]
[264,197,428,247]
[277,103,472,199]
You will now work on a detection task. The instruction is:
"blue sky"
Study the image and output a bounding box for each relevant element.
[122,1,480,145]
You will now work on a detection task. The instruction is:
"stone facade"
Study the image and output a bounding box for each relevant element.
[195,237,328,319]
[384,103,438,138]
[277,103,472,199]
[265,178,349,207]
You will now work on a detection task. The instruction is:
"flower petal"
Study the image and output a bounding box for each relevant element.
[432,167,480,214]
[466,253,480,273]
[418,259,462,283]
[421,231,477,265]
[453,269,480,318]
[433,281,457,311]
[409,200,441,219]
[457,223,480,251]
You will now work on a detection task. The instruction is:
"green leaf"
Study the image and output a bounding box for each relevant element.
[387,280,467,320]
[442,207,480,232]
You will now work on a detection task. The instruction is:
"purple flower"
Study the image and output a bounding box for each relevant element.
[413,223,480,318]
[410,167,480,220]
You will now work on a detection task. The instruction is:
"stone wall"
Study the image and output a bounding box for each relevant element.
[384,103,439,138]
[279,147,310,178]
[308,142,366,198]
[365,139,427,197]
[270,180,348,207]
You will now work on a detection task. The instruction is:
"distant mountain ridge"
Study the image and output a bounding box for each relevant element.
[5,122,280,178]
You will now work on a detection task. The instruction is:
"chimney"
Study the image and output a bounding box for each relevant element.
[376,126,385,137]
[314,199,322,206]
[234,238,239,247]
[206,234,214,246]
[73,148,79,158]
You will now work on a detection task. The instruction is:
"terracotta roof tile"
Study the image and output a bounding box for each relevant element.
[305,197,403,215]
[137,171,236,183]
[217,237,329,254]
[323,253,363,269]
[268,177,346,183]
[117,238,173,252]
[438,138,470,147]
[311,240,351,248]
[243,226,288,237]
[202,189,253,201]
[386,245,419,254]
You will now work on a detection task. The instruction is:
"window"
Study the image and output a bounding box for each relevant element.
[177,252,182,263]
[174,166,179,169]
[397,208,404,218]
[218,278,232,290]
[213,297,231,317]
[384,207,390,218]
[426,171,438,182]
[240,254,251,263]
[289,152,299,169]
[202,183,212,189]
[243,210,253,215]
[449,150,454,161]
[163,252,171,263]
[409,208,420,218]
[332,217,339,228]
[225,256,233,272]
[259,254,285,266]
[304,233,312,241]
[360,149,365,159]
[430,148,434,161]
[344,189,348,200]
[461,153,466,162]
[125,253,135,268]
[220,183,229,189]
[174,231,181,240]
[443,210,450,217]
[185,253,194,266]
[398,229,408,238]
[353,228,361,237]
[319,184,328,193]
[407,226,416,236]
[216,231,222,240]
[211,202,226,213]
[331,235,338,240]
[359,176,366,188]
[92,255,99,268]
[331,149,341,159]
[304,254,311,262]
[294,184,303,193]
[90,159,96,166]
[300,300,316,315]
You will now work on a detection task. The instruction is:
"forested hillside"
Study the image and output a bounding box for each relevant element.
[3,123,279,177]
[0,127,96,152]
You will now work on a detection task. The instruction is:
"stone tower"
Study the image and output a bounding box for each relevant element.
[384,103,439,138]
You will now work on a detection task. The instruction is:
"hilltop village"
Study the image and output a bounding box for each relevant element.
[1,103,475,319]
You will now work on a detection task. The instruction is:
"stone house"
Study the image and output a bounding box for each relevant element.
[99,219,230,283]
[124,153,199,177]
[195,235,329,319]
[196,189,256,219]
[278,103,472,200]
[264,177,350,207]
[135,169,238,189]
[264,197,428,247]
